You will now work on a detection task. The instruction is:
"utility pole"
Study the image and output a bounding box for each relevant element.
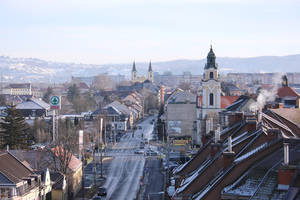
[113,115,116,145]
[93,146,96,186]
[162,122,165,146]
[81,147,85,198]
[166,134,170,185]
[52,110,56,142]
[104,119,107,148]
[99,118,103,178]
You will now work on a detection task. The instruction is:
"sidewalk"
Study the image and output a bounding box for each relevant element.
[137,157,164,200]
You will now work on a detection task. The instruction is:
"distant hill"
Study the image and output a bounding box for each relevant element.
[0,54,299,83]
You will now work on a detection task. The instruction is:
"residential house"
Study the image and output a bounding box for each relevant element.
[0,151,41,199]
[10,149,82,199]
[172,107,300,200]
[92,106,128,132]
[92,100,133,132]
[276,75,300,108]
[50,172,67,200]
[106,101,133,129]
[16,98,50,117]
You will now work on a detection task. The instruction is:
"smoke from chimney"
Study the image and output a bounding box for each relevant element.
[250,73,285,112]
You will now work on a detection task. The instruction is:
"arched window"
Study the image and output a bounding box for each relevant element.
[209,93,214,106]
[210,72,214,79]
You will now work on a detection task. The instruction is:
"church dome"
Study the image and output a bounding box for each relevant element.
[205,46,218,69]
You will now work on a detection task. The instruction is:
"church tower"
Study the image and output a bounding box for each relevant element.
[201,45,221,114]
[131,61,137,82]
[196,46,221,145]
[147,60,154,83]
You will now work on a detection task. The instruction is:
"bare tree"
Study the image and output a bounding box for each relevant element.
[92,74,116,91]
[178,82,191,91]
[51,118,78,174]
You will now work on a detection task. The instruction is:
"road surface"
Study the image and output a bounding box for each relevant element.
[103,117,155,200]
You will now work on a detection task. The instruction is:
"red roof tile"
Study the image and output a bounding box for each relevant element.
[221,96,239,109]
[196,96,239,109]
[277,86,300,98]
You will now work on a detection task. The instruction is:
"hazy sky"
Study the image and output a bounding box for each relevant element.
[1,0,300,64]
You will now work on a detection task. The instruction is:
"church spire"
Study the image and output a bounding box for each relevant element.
[205,45,217,69]
[132,60,137,72]
[147,60,154,83]
[148,60,152,72]
[131,60,138,82]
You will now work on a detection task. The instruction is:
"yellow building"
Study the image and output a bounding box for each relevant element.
[2,83,32,95]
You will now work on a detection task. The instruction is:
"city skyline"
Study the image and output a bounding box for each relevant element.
[1,0,300,64]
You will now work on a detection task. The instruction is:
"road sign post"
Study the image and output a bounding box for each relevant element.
[50,96,61,110]
[50,96,61,142]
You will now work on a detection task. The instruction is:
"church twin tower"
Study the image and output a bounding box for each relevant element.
[131,61,154,83]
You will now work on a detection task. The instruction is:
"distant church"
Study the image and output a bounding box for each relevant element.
[195,46,239,145]
[131,61,154,83]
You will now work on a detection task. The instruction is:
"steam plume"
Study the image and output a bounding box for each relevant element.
[249,73,285,112]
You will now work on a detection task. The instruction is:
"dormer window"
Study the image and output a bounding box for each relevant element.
[210,72,214,79]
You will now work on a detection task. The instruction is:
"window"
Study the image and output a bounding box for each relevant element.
[209,93,214,106]
[210,72,214,79]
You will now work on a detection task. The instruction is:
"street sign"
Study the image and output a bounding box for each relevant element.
[50,96,61,110]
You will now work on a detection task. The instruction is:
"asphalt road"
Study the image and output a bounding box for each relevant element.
[102,117,156,200]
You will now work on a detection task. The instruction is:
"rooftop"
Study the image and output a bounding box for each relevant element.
[0,151,35,184]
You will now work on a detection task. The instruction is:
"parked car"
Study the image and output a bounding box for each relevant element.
[139,145,144,149]
[163,161,179,171]
[145,150,158,156]
[134,149,144,154]
[97,187,107,196]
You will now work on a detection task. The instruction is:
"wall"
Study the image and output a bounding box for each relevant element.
[167,103,196,138]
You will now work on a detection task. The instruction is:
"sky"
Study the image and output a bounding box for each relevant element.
[1,0,300,64]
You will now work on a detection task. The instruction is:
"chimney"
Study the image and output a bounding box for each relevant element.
[278,143,297,190]
[246,119,257,133]
[279,103,284,109]
[228,136,232,152]
[234,112,244,124]
[206,118,210,135]
[223,137,235,170]
[228,113,235,126]
[257,110,262,123]
[210,142,221,158]
[202,134,212,146]
[225,115,229,127]
[284,143,289,165]
[214,125,221,143]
